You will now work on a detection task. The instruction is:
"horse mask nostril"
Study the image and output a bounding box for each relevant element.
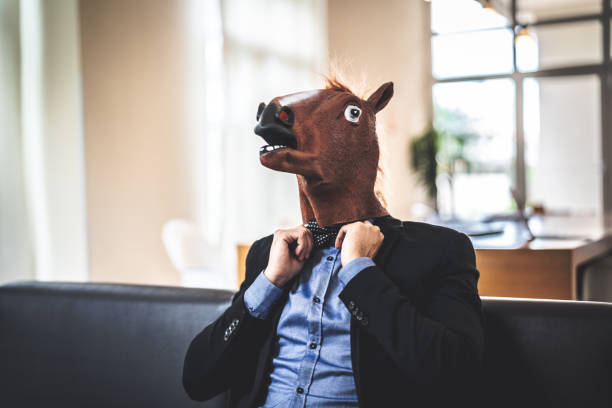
[256,102,266,121]
[275,106,294,127]
[254,102,298,149]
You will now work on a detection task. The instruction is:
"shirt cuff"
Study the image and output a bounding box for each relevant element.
[338,257,376,287]
[243,270,284,319]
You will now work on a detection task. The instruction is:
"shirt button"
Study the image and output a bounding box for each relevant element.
[309,343,317,349]
[327,255,334,261]
[313,296,321,303]
[296,387,304,394]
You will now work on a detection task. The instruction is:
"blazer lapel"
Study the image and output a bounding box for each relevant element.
[372,215,403,270]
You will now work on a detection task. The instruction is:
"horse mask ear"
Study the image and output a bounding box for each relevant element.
[367,82,394,114]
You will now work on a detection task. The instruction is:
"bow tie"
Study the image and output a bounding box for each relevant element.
[304,219,346,249]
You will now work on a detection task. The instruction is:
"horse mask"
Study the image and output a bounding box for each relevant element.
[254,80,394,227]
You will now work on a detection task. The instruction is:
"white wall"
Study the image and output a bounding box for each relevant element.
[80,0,206,285]
[327,0,433,220]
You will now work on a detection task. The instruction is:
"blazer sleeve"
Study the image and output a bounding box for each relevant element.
[182,237,276,401]
[338,230,484,385]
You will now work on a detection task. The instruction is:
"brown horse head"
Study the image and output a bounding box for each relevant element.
[254,80,394,227]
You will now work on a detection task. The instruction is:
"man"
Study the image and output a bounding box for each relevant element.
[183,80,484,407]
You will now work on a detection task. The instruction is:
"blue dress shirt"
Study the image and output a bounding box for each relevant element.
[243,246,375,408]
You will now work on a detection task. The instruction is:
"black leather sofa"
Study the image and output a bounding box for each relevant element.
[1,281,611,407]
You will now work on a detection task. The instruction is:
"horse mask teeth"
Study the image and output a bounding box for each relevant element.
[254,80,394,227]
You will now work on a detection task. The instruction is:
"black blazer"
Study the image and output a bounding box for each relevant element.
[183,215,484,407]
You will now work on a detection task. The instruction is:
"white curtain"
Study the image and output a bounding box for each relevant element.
[0,0,87,284]
[203,0,327,286]
[0,0,33,283]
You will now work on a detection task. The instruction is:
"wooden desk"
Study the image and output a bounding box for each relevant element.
[236,244,250,288]
[472,215,612,300]
[237,215,612,300]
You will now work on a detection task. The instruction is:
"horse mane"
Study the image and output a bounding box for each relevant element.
[323,75,359,97]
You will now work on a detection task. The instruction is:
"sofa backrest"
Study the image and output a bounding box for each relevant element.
[481,297,612,407]
[0,281,233,408]
[1,282,612,407]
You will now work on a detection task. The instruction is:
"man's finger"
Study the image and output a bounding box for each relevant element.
[284,229,303,258]
[296,229,309,261]
[283,229,301,242]
[335,225,348,249]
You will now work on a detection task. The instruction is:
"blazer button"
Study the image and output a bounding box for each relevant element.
[348,301,355,310]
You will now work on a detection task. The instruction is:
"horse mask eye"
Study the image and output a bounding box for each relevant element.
[344,105,361,123]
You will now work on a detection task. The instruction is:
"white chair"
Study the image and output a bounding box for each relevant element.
[162,219,230,289]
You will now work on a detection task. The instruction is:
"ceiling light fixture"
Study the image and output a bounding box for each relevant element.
[515,25,532,43]
[482,0,498,14]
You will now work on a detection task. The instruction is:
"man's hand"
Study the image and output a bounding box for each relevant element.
[335,220,384,266]
[264,225,313,288]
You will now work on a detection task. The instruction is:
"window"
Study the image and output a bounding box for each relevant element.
[431,0,611,220]
[433,79,516,219]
